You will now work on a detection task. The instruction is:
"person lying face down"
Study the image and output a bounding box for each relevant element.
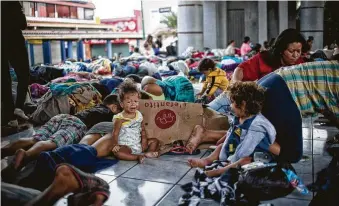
[188,82,279,177]
[141,75,195,102]
[1,94,122,182]
[141,76,166,100]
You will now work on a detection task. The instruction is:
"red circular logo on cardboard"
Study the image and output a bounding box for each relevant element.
[155,109,176,129]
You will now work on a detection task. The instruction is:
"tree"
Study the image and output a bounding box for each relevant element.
[160,11,177,29]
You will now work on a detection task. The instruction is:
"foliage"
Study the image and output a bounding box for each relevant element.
[160,12,177,29]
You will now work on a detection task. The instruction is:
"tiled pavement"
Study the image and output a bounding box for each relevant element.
[1,116,338,206]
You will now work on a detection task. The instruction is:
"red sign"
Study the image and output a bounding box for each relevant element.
[83,39,132,45]
[101,19,137,32]
[154,109,176,129]
[100,10,141,33]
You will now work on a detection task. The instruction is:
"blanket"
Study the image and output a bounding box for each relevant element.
[156,76,195,103]
[276,61,339,117]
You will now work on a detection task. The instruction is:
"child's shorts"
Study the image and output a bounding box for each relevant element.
[33,114,87,147]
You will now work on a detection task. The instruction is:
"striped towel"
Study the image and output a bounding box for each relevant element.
[275,61,339,117]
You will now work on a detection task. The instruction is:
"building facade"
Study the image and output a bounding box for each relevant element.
[177,0,325,54]
[141,0,178,35]
[22,0,143,65]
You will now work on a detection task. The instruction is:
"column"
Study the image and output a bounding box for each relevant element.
[267,1,279,40]
[177,0,203,55]
[106,40,112,58]
[288,1,297,29]
[29,43,35,66]
[77,40,84,61]
[67,40,73,59]
[300,1,324,50]
[279,1,288,33]
[203,1,217,49]
[258,1,268,45]
[42,40,51,64]
[60,40,66,61]
[217,1,227,48]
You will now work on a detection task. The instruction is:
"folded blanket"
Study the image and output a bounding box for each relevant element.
[276,61,339,117]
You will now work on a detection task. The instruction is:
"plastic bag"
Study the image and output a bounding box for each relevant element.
[236,163,295,201]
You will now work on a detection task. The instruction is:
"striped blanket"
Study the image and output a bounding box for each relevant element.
[275,61,339,117]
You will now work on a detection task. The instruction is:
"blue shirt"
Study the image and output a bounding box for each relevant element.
[219,113,276,163]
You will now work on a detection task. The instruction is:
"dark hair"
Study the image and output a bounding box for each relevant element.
[103,94,120,106]
[144,42,149,48]
[118,79,140,102]
[227,82,265,116]
[268,38,276,47]
[186,58,194,65]
[91,82,109,99]
[332,54,339,61]
[263,41,269,48]
[308,36,314,41]
[146,34,153,43]
[244,36,250,43]
[228,40,235,46]
[126,74,142,83]
[264,28,306,68]
[140,90,152,99]
[197,58,216,72]
[134,47,140,53]
[253,43,262,52]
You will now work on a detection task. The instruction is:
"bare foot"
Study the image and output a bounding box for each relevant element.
[137,155,146,164]
[186,126,204,154]
[187,158,210,168]
[13,149,27,170]
[144,152,159,158]
[1,149,26,183]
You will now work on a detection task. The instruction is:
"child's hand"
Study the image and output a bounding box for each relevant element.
[205,168,227,177]
[142,139,148,152]
[112,145,121,153]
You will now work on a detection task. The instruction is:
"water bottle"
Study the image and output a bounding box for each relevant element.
[282,168,309,195]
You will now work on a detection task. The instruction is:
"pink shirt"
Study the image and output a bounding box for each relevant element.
[240,43,251,56]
